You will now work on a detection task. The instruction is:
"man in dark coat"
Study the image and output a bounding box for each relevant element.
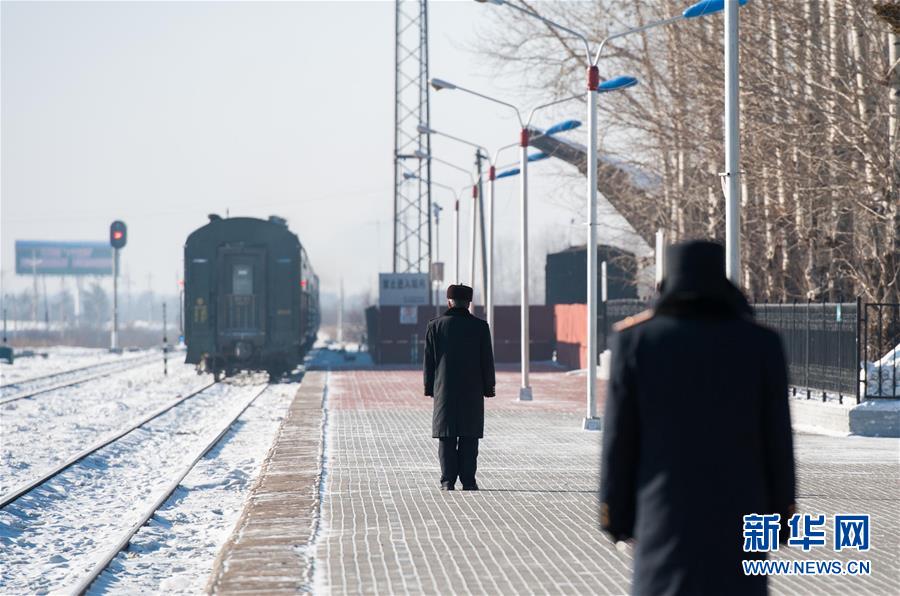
[424,284,495,491]
[601,240,796,596]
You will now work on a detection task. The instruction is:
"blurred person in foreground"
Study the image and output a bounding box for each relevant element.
[424,284,495,491]
[600,240,796,596]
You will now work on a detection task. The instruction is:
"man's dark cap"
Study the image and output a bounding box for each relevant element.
[447,284,473,301]
[656,239,752,318]
[664,240,726,292]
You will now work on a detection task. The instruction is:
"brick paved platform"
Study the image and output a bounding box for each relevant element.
[211,362,900,595]
[207,371,327,594]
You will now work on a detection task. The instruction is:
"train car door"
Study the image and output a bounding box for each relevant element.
[217,247,266,343]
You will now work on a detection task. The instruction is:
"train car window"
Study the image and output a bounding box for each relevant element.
[233,264,253,295]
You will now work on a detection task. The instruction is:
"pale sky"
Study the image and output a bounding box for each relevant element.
[1,0,647,304]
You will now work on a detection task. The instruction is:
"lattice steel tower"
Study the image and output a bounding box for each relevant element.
[392,0,432,274]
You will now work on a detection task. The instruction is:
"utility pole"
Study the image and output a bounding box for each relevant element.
[475,150,488,310]
[42,275,49,330]
[724,0,742,284]
[432,202,444,306]
[338,278,344,346]
[111,249,119,351]
[109,220,127,352]
[162,302,168,376]
[655,229,667,288]
[31,250,38,323]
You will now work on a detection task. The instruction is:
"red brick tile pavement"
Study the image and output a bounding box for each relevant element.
[330,368,601,415]
[312,367,899,595]
[213,358,900,595]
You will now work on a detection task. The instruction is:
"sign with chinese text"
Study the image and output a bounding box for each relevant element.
[15,241,113,276]
[379,273,429,306]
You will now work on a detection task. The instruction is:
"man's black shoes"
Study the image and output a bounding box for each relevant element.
[440,481,479,491]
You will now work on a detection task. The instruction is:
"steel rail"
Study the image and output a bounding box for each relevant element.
[70,382,271,595]
[0,355,160,406]
[0,380,217,509]
[0,353,158,389]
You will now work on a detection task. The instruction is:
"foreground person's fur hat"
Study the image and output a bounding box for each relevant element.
[446,284,473,301]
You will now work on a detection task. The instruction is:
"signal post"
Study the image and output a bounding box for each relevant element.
[109,220,127,352]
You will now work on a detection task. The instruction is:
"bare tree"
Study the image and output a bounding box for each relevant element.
[475,0,899,303]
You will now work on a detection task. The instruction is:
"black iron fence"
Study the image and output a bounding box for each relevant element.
[861,303,899,400]
[755,301,858,403]
[599,299,650,352]
[599,298,900,403]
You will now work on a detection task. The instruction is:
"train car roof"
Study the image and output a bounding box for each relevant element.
[185,215,299,246]
[184,215,318,279]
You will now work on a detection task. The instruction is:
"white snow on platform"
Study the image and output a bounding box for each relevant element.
[866,343,899,397]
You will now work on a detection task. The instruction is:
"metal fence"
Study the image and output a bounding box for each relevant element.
[599,299,650,352]
[860,303,899,400]
[754,301,858,403]
[599,298,900,403]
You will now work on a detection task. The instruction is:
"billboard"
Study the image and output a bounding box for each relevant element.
[15,241,113,276]
[379,272,429,306]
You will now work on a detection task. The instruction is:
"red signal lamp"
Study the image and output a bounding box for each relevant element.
[109,220,127,249]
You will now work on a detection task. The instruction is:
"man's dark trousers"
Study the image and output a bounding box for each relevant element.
[438,437,478,486]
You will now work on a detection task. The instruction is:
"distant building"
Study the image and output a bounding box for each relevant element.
[545,245,638,305]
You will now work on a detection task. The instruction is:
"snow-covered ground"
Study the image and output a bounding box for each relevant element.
[90,381,297,594]
[0,373,290,594]
[0,347,152,387]
[1,362,205,492]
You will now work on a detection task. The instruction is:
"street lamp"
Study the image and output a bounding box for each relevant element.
[428,86,583,401]
[419,125,496,320]
[432,201,445,304]
[419,123,555,345]
[478,0,740,429]
[406,172,468,286]
[415,150,481,295]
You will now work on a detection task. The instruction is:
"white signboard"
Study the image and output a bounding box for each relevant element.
[379,273,429,306]
[399,305,418,325]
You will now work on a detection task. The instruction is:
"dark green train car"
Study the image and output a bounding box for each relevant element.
[183,214,319,378]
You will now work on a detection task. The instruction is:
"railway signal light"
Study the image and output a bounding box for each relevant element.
[110,220,127,249]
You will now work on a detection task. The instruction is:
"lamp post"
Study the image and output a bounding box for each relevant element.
[724,0,741,284]
[431,79,582,401]
[418,124,523,345]
[415,150,479,293]
[407,172,468,286]
[478,0,743,429]
[432,201,444,304]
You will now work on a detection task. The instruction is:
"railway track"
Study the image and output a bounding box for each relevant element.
[0,377,271,594]
[0,380,217,508]
[0,353,161,406]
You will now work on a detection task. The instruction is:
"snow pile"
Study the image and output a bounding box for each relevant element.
[865,343,899,398]
[563,349,612,379]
